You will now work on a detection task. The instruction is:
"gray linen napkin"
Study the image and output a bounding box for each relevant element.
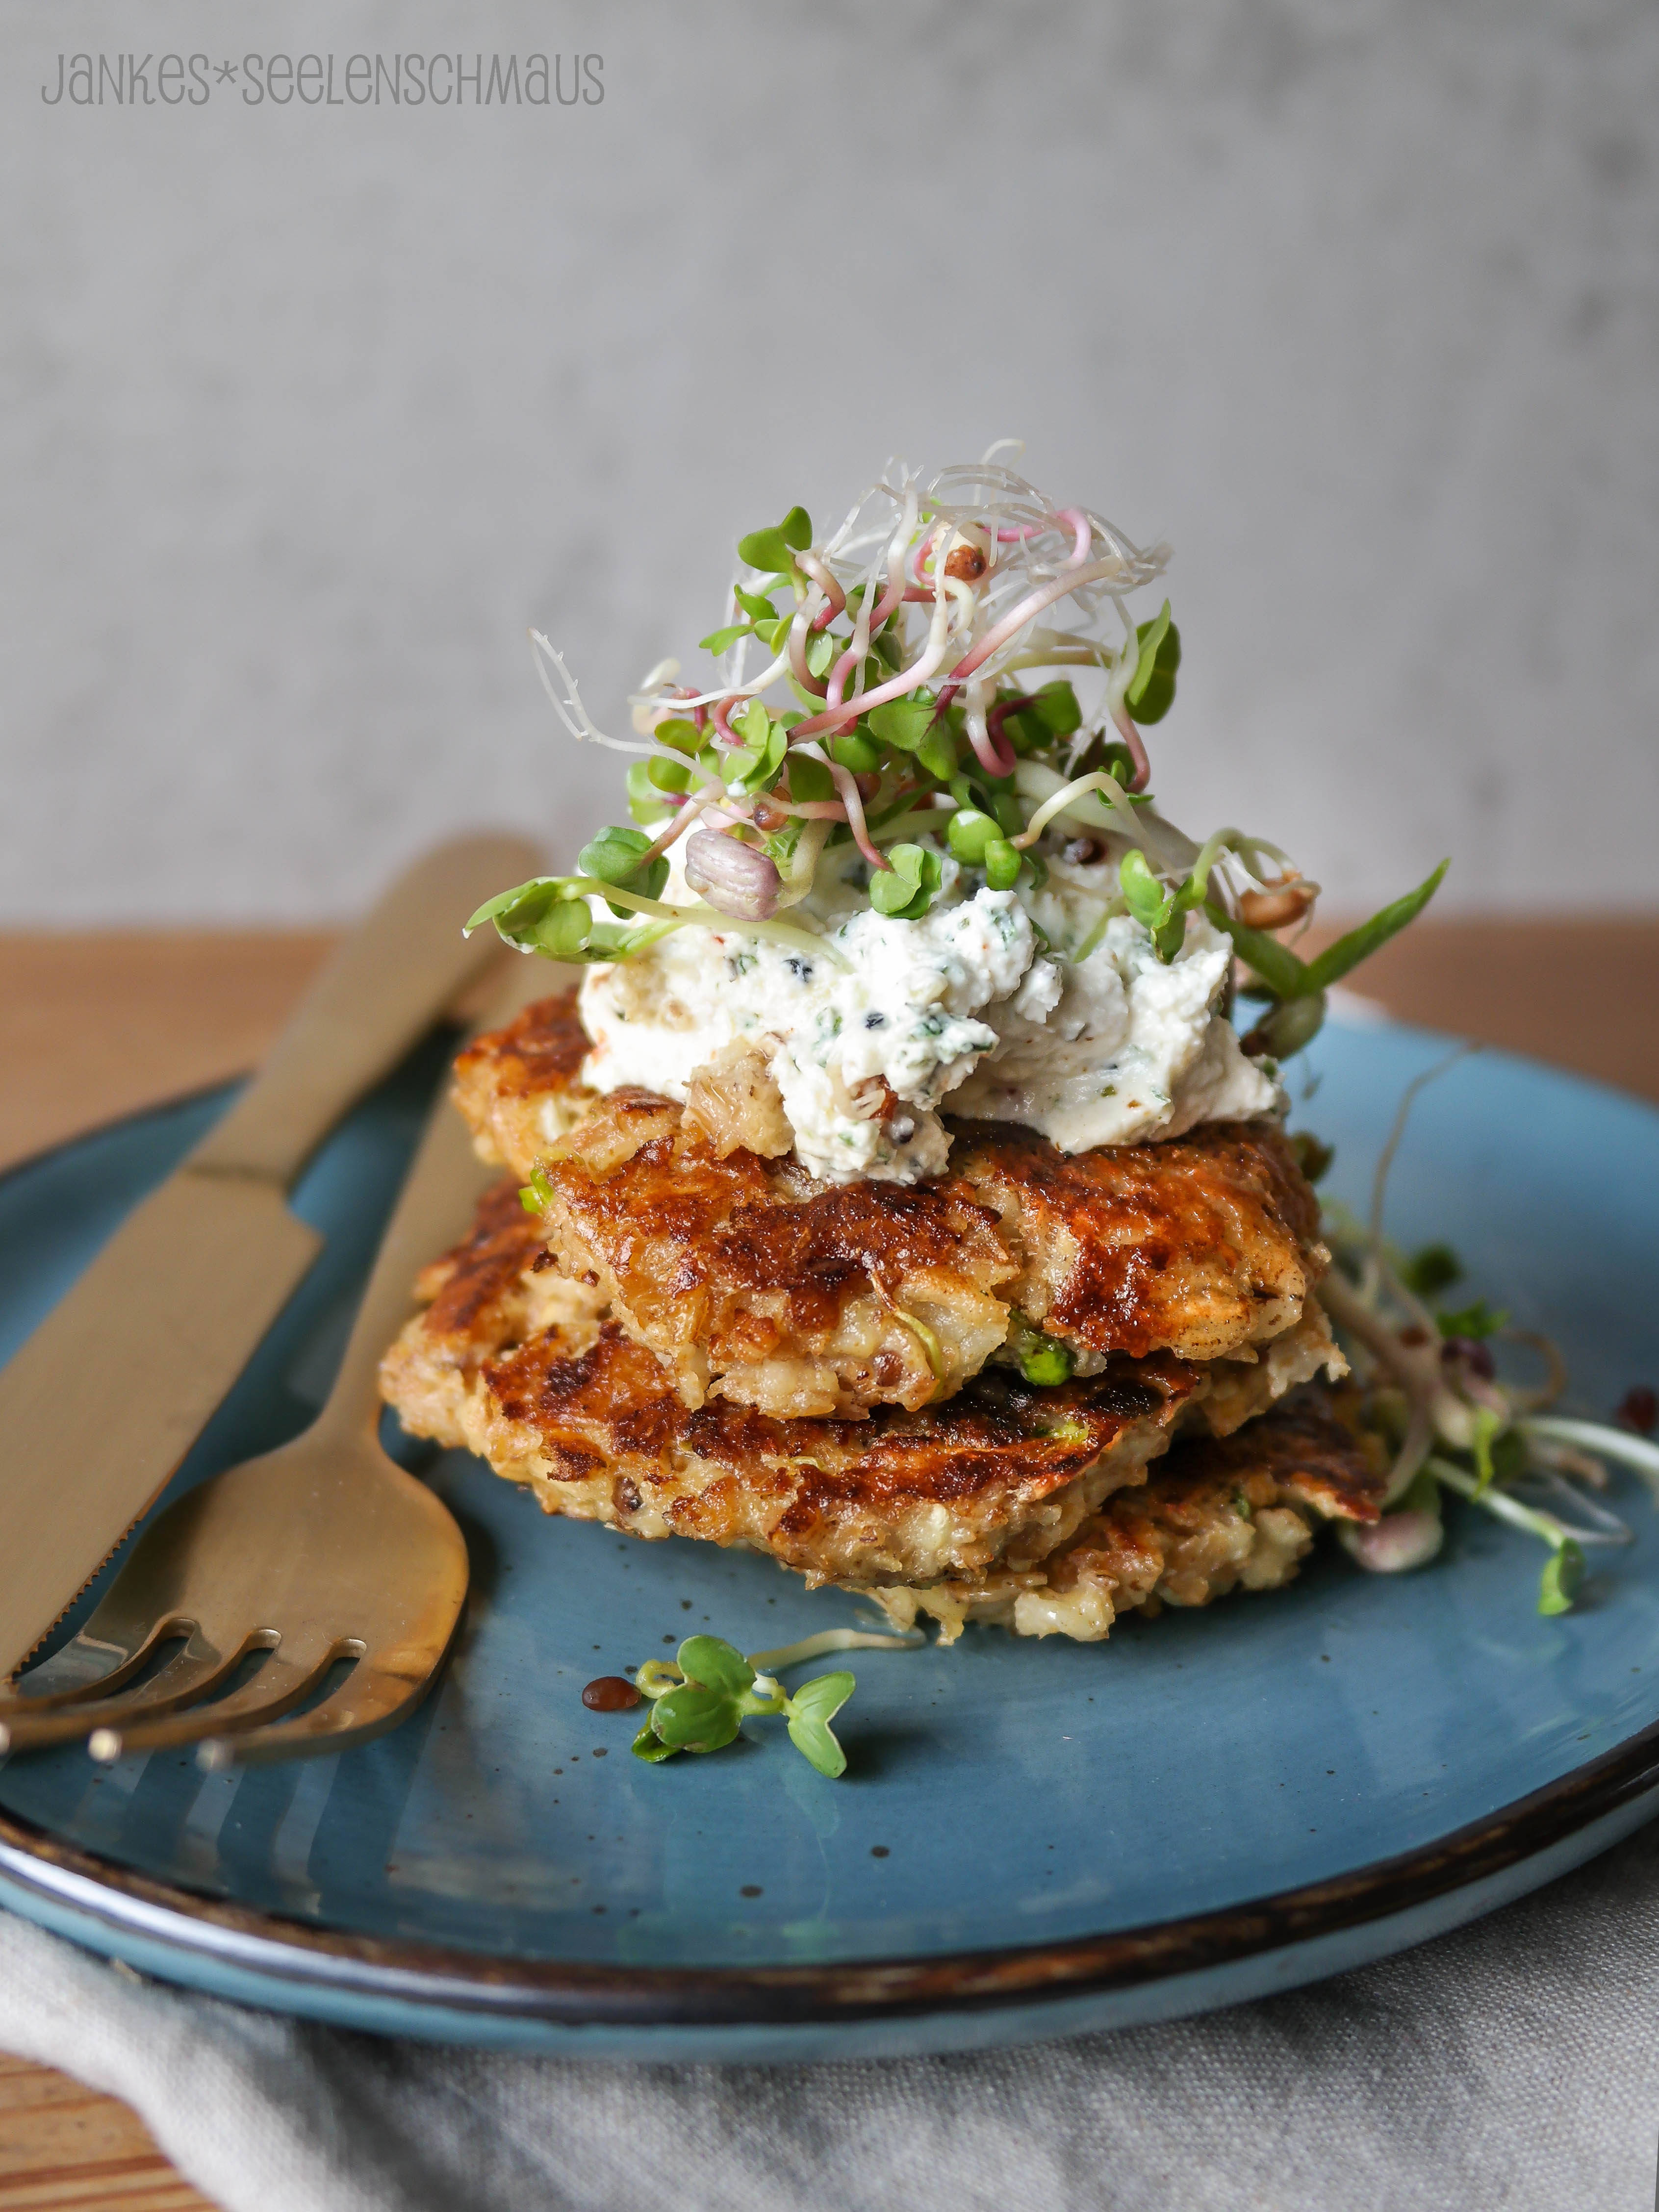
[3,1816,1657,2212]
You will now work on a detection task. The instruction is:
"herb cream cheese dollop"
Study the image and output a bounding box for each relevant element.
[577,851,1278,1184]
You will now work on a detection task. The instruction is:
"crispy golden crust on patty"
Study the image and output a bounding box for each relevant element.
[452,989,595,1170]
[378,1180,606,1449]
[380,1183,1345,1590]
[474,1320,1196,1585]
[446,992,1328,1417]
[535,1090,1020,1420]
[950,1117,1325,1366]
[873,1384,1386,1644]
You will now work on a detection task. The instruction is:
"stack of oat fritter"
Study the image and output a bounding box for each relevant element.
[379,992,1385,1642]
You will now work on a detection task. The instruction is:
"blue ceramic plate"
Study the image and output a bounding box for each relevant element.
[1,1019,1658,2061]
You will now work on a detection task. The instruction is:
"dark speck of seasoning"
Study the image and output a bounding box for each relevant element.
[740,1884,764,1898]
[785,956,815,983]
[681,1600,693,1610]
[663,1634,676,1644]
[582,1677,640,1713]
[870,1846,890,1859]
[1320,1654,1331,1663]
[592,1905,607,1915]
[592,1748,609,1757]
[864,1011,887,1029]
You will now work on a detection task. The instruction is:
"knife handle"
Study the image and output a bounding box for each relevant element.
[188,833,542,1189]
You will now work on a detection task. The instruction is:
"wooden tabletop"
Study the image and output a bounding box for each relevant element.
[0,916,1654,2209]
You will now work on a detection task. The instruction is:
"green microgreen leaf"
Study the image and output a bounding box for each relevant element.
[734,588,777,623]
[737,527,793,573]
[784,1671,855,1778]
[756,614,792,652]
[1437,1299,1510,1342]
[579,825,670,918]
[722,707,788,797]
[632,1716,679,1762]
[652,717,702,755]
[1019,1337,1075,1385]
[1245,992,1328,1060]
[1201,903,1311,999]
[788,755,834,806]
[626,761,672,826]
[1538,1539,1584,1616]
[614,1631,882,1779]
[1469,1406,1504,1496]
[1301,861,1450,993]
[869,842,943,919]
[466,876,637,963]
[831,730,883,774]
[676,1636,755,1696]
[1030,679,1083,735]
[946,808,999,864]
[700,623,752,655]
[867,695,938,754]
[519,1166,554,1215]
[805,630,839,678]
[915,719,958,782]
[786,1671,854,1724]
[738,509,812,573]
[1404,1243,1464,1297]
[1123,601,1180,724]
[1118,848,1187,960]
[650,1683,743,1753]
[983,838,1022,891]
[1288,1132,1335,1184]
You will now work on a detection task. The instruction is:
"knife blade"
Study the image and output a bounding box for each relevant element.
[0,832,542,1678]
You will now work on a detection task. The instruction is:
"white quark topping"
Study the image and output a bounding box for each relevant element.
[578,862,1279,1183]
[953,906,1278,1152]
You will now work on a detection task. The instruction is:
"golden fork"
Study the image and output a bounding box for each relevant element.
[0,1019,509,1771]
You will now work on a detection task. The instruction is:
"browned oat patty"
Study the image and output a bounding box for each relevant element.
[450,992,1330,1421]
[380,1180,1343,1591]
[874,1384,1386,1644]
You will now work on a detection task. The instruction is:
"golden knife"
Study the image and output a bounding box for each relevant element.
[0,832,541,1680]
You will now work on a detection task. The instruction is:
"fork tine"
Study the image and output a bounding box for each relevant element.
[195,1662,435,1770]
[0,1618,191,1715]
[88,1648,341,1763]
[0,1636,245,1754]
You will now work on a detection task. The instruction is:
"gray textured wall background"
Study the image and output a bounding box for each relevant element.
[3,0,1656,922]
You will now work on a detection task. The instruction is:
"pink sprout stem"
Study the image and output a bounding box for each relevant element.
[976,697,1025,780]
[795,551,847,634]
[944,558,1128,689]
[826,644,861,712]
[822,756,889,870]
[788,609,829,699]
[711,695,744,748]
[994,510,1091,562]
[666,684,709,735]
[788,624,952,742]
[1052,507,1093,566]
[1109,694,1152,793]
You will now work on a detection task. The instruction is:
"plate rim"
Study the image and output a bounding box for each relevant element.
[3,1709,1659,2027]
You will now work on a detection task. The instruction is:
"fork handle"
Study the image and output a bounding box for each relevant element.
[311,964,562,1437]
